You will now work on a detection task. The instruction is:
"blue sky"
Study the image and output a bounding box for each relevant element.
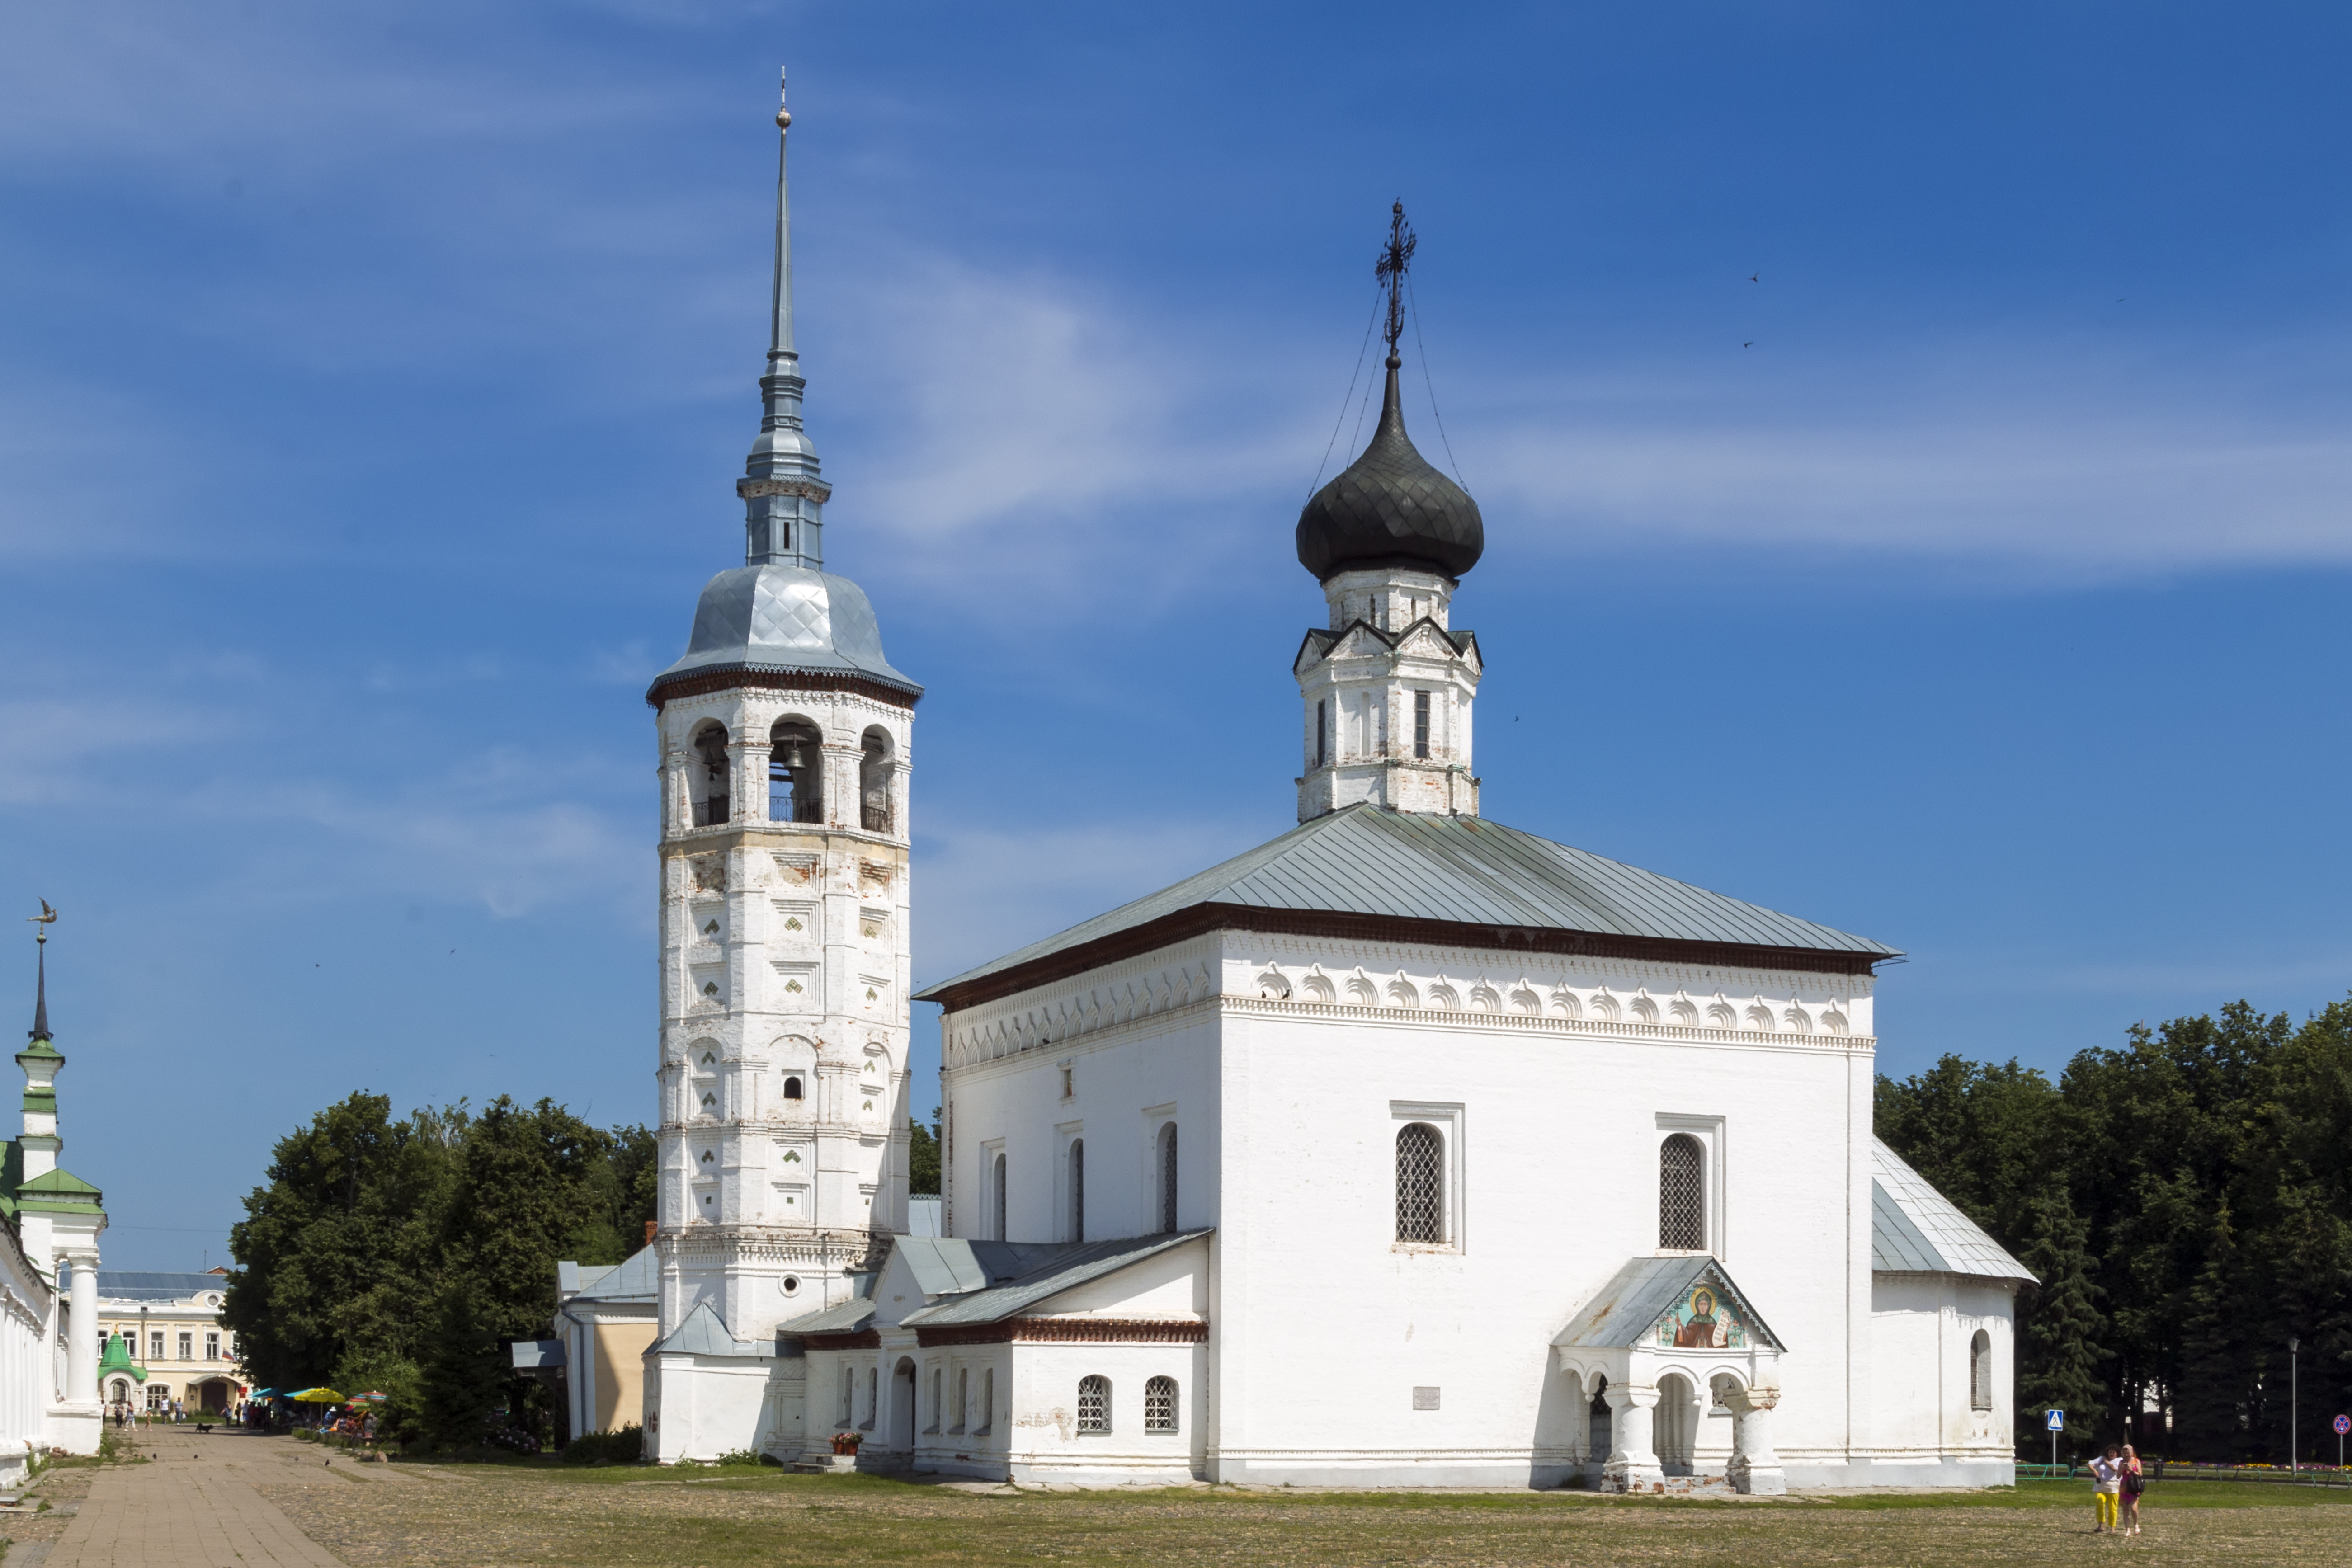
[5,2,2350,1269]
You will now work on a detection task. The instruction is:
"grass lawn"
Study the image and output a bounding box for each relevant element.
[253,1460,2352,1568]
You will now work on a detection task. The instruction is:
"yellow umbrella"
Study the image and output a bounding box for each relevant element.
[288,1387,344,1403]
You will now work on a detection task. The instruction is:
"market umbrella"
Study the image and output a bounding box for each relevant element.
[349,1392,388,1403]
[288,1387,343,1403]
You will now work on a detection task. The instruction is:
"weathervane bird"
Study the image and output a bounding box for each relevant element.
[24,901,54,931]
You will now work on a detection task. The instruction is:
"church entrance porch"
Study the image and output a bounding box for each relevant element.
[1553,1257,1787,1496]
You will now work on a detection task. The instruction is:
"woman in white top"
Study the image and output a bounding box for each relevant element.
[2089,1445,2122,1533]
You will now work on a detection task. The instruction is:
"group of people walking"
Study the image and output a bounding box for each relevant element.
[2088,1443,2146,1535]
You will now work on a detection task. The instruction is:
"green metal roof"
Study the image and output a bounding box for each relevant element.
[917,804,1897,1002]
[647,1300,773,1360]
[896,1230,1211,1328]
[1870,1139,2035,1283]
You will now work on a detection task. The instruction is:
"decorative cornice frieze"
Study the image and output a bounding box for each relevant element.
[912,1317,1209,1348]
[736,477,834,503]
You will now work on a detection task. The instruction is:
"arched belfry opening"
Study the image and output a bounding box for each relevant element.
[860,726,894,834]
[690,722,731,826]
[769,717,823,824]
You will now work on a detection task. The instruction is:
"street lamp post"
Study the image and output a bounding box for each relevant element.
[2291,1337,2301,1475]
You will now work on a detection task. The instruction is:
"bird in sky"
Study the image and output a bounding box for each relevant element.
[1743,341,1754,348]
[1749,272,1759,282]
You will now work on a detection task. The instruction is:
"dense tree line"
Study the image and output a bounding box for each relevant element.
[1878,996,2352,1462]
[222,1093,655,1450]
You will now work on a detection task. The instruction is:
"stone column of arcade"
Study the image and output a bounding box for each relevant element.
[1603,1382,1664,1493]
[1725,1385,1787,1495]
[64,1249,99,1411]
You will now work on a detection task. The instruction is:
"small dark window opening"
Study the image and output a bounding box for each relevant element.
[1158,1122,1179,1234]
[1069,1139,1085,1243]
[1413,691,1431,759]
[692,725,730,826]
[769,719,824,824]
[860,727,895,833]
[782,1075,803,1100]
[992,1152,1008,1241]
[1315,699,1329,770]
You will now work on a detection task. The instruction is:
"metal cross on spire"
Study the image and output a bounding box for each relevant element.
[1375,200,1417,369]
[24,900,53,1041]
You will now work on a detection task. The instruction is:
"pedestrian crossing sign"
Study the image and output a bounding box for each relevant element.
[2045,1409,2065,1431]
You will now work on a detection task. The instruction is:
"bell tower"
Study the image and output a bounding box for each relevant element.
[1293,204,1485,822]
[643,73,924,1366]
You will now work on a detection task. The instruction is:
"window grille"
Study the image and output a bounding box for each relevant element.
[1659,1134,1705,1250]
[1413,691,1431,758]
[1970,1330,1992,1411]
[1160,1123,1179,1234]
[1395,1122,1444,1244]
[1144,1375,1178,1434]
[1077,1374,1110,1433]
[1069,1140,1085,1243]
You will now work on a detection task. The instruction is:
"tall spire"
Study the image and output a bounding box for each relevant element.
[25,901,54,1042]
[738,66,833,572]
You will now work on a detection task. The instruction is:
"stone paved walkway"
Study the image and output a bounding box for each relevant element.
[35,1431,356,1568]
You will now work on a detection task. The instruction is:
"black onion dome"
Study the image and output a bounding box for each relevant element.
[1296,362,1484,582]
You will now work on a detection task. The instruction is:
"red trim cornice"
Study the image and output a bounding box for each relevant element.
[921,901,1883,1012]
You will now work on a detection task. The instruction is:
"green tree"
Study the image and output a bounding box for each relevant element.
[910,1107,941,1196]
[2016,1191,2107,1453]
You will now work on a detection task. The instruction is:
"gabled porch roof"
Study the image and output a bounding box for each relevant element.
[1552,1256,1785,1353]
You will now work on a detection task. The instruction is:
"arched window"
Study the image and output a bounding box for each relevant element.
[1395,1122,1444,1244]
[1970,1329,1993,1411]
[1069,1139,1085,1243]
[927,1368,941,1433]
[782,1075,803,1100]
[864,1365,878,1430]
[769,718,823,824]
[1076,1374,1110,1433]
[992,1152,1008,1241]
[1145,1375,1178,1434]
[1659,1134,1705,1251]
[953,1366,968,1433]
[978,1367,995,1434]
[1158,1122,1179,1234]
[860,727,894,833]
[1315,698,1329,769]
[839,1365,853,1427]
[691,723,731,826]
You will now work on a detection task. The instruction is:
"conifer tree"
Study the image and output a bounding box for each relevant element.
[2016,1191,2107,1454]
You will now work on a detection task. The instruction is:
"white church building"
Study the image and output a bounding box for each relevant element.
[632,85,2032,1492]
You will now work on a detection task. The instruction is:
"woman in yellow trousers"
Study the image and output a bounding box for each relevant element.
[2089,1446,2123,1531]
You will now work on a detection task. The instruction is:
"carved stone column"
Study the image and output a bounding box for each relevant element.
[1725,1385,1786,1495]
[1603,1382,1664,1493]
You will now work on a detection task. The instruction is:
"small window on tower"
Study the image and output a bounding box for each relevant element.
[1413,691,1431,759]
[1315,698,1329,770]
[690,723,731,827]
[783,1075,803,1100]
